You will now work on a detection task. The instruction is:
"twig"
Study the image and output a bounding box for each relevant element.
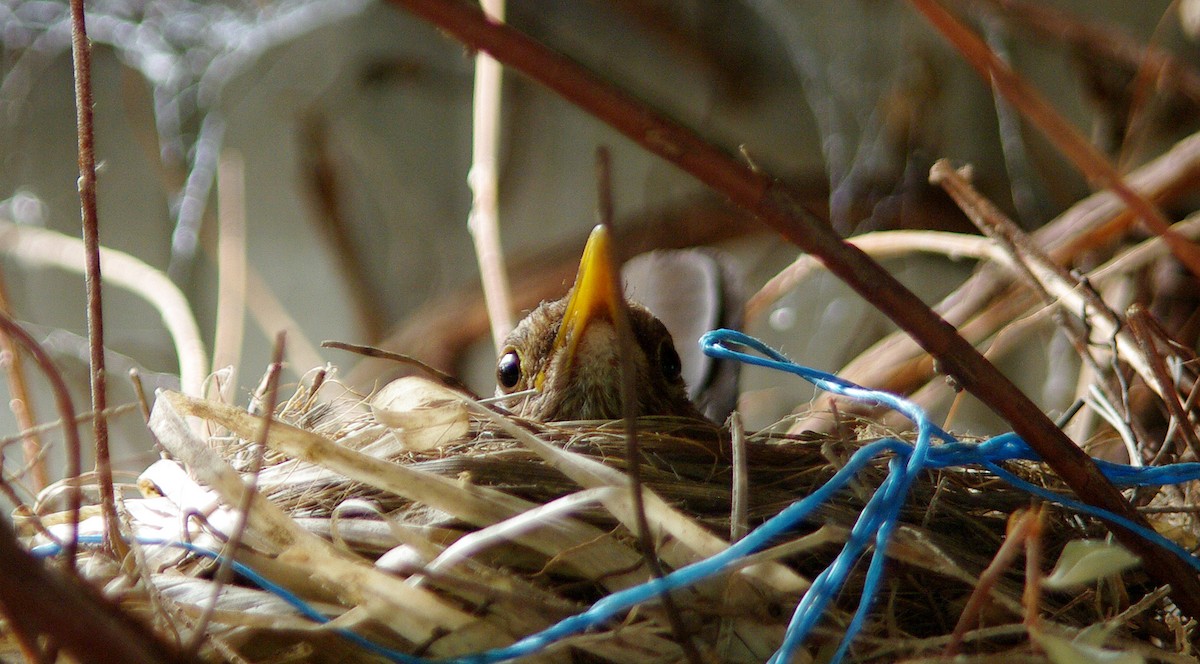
[930,163,1125,392]
[386,0,1200,620]
[0,266,47,490]
[0,313,82,572]
[929,161,1159,442]
[1128,305,1200,460]
[795,132,1200,435]
[0,403,139,455]
[0,514,194,663]
[186,332,286,656]
[965,0,1200,108]
[212,151,248,401]
[321,339,477,397]
[468,0,515,353]
[597,148,703,664]
[944,506,1040,656]
[129,369,153,423]
[69,0,120,555]
[298,115,385,342]
[729,411,748,542]
[908,0,1200,279]
[1021,506,1045,630]
[747,229,999,322]
[0,220,207,400]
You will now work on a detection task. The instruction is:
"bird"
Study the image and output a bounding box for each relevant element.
[496,225,720,422]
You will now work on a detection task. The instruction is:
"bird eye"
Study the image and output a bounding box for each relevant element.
[658,339,682,381]
[497,348,523,391]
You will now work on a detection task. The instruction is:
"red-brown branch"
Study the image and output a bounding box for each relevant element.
[0,513,194,663]
[0,313,82,570]
[384,0,1200,621]
[69,0,120,553]
[908,0,1200,279]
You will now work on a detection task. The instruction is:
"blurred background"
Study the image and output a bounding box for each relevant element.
[0,0,1195,480]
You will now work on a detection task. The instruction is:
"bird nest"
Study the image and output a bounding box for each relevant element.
[14,367,1199,664]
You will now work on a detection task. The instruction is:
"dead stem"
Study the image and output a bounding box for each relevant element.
[322,339,477,397]
[0,313,83,571]
[729,411,748,542]
[212,151,248,400]
[944,507,1041,656]
[746,230,998,322]
[929,160,1140,442]
[598,148,703,664]
[931,160,1180,460]
[1128,305,1200,460]
[0,511,196,663]
[0,403,139,457]
[383,0,1200,619]
[69,0,121,557]
[469,0,515,352]
[0,221,208,397]
[186,332,286,657]
[129,369,153,423]
[908,0,1200,279]
[966,0,1200,108]
[795,132,1200,436]
[0,272,47,492]
[298,116,385,343]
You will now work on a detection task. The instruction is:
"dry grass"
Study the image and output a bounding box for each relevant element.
[10,371,1196,662]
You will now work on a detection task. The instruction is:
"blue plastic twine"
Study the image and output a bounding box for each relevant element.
[39,329,1200,663]
[700,328,1200,662]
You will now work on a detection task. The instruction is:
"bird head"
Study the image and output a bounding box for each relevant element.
[496,225,703,422]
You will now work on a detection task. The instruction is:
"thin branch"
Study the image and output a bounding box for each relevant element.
[929,162,1134,412]
[186,332,285,656]
[321,339,477,397]
[0,266,47,490]
[212,151,248,401]
[1128,306,1200,460]
[468,0,515,352]
[929,160,1166,455]
[597,148,703,664]
[729,411,748,542]
[944,506,1040,656]
[386,0,1200,620]
[0,313,82,572]
[0,403,139,455]
[966,0,1200,108]
[908,0,1200,279]
[795,130,1200,436]
[0,220,208,398]
[747,229,999,323]
[0,512,193,663]
[69,0,120,555]
[129,369,153,423]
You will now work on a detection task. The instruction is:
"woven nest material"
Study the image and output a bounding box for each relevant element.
[16,371,1200,663]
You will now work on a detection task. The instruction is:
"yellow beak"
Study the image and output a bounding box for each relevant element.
[539,225,621,390]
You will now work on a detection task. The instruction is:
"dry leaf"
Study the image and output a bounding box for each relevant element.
[1043,539,1140,590]
[370,376,469,451]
